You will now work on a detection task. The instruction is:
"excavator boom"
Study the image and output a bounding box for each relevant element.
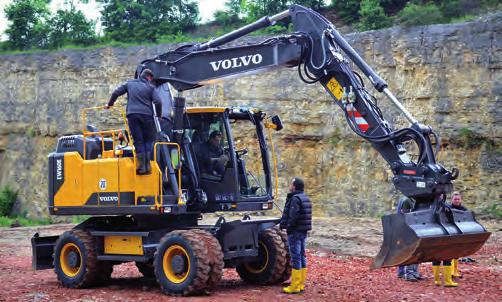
[140,5,490,268]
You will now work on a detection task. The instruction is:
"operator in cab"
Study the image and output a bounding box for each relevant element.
[196,130,229,177]
[106,68,161,175]
[280,177,312,294]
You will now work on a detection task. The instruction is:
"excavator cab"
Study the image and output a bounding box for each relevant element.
[184,107,278,212]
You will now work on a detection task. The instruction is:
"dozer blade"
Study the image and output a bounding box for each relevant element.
[371,208,491,269]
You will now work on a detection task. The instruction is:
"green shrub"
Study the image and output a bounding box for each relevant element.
[0,186,17,216]
[481,203,501,219]
[457,127,487,149]
[398,2,445,27]
[0,216,51,227]
[357,0,392,31]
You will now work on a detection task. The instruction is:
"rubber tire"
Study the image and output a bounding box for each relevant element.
[236,228,287,285]
[53,230,99,288]
[192,230,224,289]
[274,227,292,283]
[136,261,155,278]
[154,230,211,296]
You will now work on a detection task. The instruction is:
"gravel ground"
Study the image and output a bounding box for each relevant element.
[0,217,500,302]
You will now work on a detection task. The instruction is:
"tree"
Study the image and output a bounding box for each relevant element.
[330,0,361,23]
[99,0,199,43]
[357,0,392,31]
[244,0,289,22]
[398,2,444,27]
[291,0,325,10]
[47,5,97,48]
[4,0,51,50]
[213,0,243,26]
[379,0,408,15]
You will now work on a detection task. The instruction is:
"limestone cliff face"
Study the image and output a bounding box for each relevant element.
[0,14,500,218]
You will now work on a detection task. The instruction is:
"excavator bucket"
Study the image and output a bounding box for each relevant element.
[371,208,491,269]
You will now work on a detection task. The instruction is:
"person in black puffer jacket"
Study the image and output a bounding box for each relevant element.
[280,177,311,294]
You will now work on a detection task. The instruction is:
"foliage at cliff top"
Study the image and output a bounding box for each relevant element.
[1,0,501,54]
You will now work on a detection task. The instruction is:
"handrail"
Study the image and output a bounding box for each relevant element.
[80,105,135,161]
[153,142,183,207]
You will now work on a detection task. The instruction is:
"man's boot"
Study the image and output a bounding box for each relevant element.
[136,152,147,175]
[452,259,461,278]
[299,268,307,291]
[432,265,441,286]
[443,265,458,287]
[144,152,152,174]
[283,269,301,294]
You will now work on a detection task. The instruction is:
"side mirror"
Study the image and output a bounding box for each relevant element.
[271,115,283,131]
[265,115,283,131]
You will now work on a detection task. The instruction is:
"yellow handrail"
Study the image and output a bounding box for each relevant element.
[80,105,135,161]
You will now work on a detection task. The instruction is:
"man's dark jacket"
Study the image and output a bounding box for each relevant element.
[108,78,161,116]
[280,190,312,233]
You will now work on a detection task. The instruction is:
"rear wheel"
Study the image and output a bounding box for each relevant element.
[275,227,292,283]
[53,230,99,288]
[236,228,287,284]
[154,230,211,296]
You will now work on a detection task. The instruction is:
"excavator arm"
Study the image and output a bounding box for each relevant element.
[140,5,490,268]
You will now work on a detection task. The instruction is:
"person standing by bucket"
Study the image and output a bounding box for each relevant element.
[431,193,461,287]
[450,192,467,279]
[396,197,424,282]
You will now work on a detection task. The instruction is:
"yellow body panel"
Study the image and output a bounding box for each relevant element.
[104,236,143,255]
[54,152,161,207]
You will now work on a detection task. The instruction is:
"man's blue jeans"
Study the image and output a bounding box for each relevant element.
[288,231,307,270]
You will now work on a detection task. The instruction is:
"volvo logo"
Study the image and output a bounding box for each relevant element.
[99,196,119,202]
[209,54,263,71]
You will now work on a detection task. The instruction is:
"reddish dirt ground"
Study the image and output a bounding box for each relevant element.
[0,219,500,302]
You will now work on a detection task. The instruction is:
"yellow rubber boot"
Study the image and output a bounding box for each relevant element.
[452,259,461,278]
[283,269,301,294]
[443,265,459,287]
[299,268,307,291]
[432,265,441,286]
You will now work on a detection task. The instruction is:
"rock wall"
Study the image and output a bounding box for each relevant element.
[0,14,500,218]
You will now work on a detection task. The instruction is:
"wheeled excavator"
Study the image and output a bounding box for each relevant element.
[32,5,490,296]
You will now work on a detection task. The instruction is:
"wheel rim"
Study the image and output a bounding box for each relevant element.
[60,243,82,277]
[244,241,269,274]
[163,244,190,283]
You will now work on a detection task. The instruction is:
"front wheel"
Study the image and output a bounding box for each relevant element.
[53,230,99,288]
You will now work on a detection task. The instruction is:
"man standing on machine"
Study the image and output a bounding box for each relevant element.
[107,68,161,175]
[280,177,312,294]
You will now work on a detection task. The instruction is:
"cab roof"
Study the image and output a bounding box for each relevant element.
[186,107,226,114]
